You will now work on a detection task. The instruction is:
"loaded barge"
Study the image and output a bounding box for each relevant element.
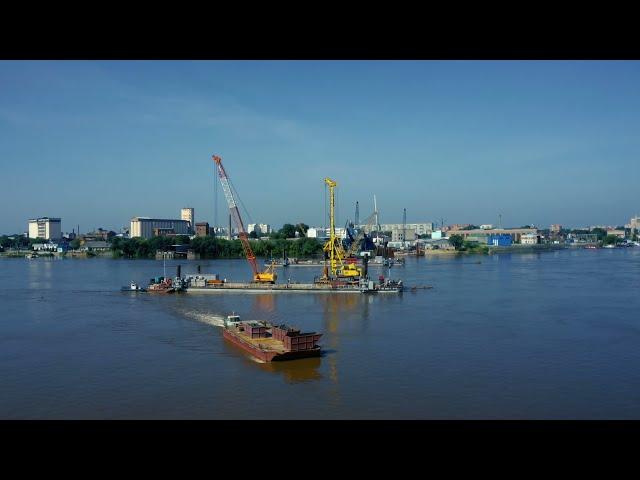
[223,314,322,362]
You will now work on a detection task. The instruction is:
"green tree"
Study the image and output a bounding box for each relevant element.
[70,238,82,250]
[295,223,309,237]
[279,224,297,238]
[591,228,608,241]
[449,234,465,251]
[603,235,620,246]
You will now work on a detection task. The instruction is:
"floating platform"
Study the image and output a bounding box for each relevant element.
[186,283,400,293]
[185,281,402,294]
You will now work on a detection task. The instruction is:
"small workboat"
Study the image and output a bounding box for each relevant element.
[121,281,146,292]
[147,277,175,293]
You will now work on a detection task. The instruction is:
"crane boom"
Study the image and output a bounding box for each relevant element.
[212,155,276,283]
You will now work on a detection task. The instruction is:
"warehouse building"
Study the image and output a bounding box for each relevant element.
[446,228,538,244]
[130,217,191,239]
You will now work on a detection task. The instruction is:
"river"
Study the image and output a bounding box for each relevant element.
[1,248,640,419]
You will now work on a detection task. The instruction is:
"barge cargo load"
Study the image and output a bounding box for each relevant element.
[223,317,322,362]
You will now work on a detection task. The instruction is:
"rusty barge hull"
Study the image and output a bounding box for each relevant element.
[223,328,322,362]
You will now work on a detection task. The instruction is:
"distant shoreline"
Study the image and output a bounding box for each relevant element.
[0,243,601,260]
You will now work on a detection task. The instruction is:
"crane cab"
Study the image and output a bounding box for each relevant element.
[337,264,361,278]
[254,272,277,283]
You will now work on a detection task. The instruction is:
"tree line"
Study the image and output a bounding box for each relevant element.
[109,235,323,259]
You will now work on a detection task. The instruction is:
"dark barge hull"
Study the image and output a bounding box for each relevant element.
[223,329,322,362]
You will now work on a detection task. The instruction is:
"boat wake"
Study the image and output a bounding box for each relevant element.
[179,310,227,328]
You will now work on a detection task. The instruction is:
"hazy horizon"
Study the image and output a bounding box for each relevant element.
[1,60,639,234]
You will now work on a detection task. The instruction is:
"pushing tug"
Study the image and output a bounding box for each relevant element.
[121,281,146,292]
[223,314,322,362]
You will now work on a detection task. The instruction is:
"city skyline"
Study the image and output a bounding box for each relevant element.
[2,61,640,233]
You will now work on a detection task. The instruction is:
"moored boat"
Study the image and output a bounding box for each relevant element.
[147,276,175,293]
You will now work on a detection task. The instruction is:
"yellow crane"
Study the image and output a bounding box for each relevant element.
[322,177,361,280]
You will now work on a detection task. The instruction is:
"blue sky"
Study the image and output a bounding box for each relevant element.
[1,60,639,234]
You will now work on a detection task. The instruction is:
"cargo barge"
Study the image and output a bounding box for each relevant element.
[222,315,322,362]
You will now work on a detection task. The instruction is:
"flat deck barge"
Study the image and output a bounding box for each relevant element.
[185,281,402,293]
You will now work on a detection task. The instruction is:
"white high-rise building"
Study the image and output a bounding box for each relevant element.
[248,223,272,235]
[28,217,62,240]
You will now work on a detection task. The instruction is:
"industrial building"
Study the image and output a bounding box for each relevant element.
[606,229,626,238]
[306,227,347,240]
[248,223,272,236]
[391,228,416,242]
[181,208,195,233]
[195,222,210,237]
[28,217,62,240]
[130,217,191,239]
[445,228,538,244]
[362,222,434,236]
[306,227,326,239]
[520,233,540,245]
[486,234,513,246]
[181,208,194,224]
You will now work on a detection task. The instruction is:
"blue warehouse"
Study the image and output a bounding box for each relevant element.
[487,234,512,246]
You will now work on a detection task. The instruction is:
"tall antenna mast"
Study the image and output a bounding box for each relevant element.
[355,201,359,227]
[374,195,380,237]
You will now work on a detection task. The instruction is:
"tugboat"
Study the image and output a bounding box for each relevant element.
[222,314,322,362]
[121,281,146,292]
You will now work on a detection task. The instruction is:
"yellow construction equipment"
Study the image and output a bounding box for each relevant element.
[322,177,361,280]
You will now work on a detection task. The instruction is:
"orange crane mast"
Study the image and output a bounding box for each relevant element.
[212,154,276,283]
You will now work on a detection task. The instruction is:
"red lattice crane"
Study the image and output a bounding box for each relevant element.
[212,155,277,283]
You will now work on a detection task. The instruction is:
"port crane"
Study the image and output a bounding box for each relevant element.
[345,210,378,258]
[212,155,277,283]
[322,177,361,280]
